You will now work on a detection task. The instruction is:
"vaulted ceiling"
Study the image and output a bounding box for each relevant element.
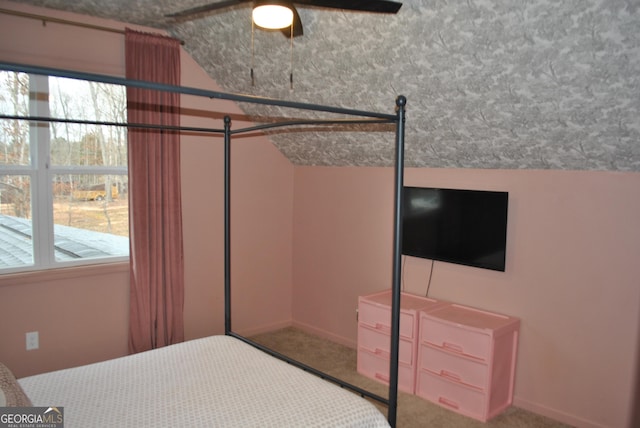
[10,0,640,170]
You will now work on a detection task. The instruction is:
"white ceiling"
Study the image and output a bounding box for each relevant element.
[9,0,640,170]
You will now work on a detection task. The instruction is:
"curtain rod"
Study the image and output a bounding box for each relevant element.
[0,7,184,45]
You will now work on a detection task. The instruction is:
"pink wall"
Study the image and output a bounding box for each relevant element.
[0,0,293,376]
[179,61,294,339]
[292,166,640,428]
[0,266,130,376]
[292,167,395,342]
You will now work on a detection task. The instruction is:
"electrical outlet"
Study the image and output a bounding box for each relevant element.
[26,331,39,350]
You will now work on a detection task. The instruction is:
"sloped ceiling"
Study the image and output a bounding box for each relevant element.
[9,0,640,170]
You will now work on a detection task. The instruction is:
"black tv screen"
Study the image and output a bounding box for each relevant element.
[402,187,509,271]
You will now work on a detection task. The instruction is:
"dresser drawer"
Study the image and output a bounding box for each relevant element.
[416,369,486,421]
[420,316,491,361]
[420,313,494,362]
[357,347,416,394]
[418,344,487,390]
[358,324,414,366]
[358,297,416,339]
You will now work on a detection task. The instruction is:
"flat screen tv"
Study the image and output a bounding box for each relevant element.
[402,187,509,271]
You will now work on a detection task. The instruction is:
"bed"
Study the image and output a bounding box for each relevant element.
[0,61,407,427]
[15,335,389,427]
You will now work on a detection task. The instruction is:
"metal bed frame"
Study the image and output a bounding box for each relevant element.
[0,61,407,427]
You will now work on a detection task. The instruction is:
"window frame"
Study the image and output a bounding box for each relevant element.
[0,73,129,274]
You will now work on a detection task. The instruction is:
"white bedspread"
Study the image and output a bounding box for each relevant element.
[19,335,390,427]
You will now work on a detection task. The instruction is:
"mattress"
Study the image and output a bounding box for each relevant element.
[19,335,390,427]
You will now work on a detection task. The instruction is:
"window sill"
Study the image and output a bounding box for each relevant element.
[0,262,129,287]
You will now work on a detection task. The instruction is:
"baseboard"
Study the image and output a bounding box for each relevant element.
[236,319,293,337]
[513,396,608,428]
[291,320,356,349]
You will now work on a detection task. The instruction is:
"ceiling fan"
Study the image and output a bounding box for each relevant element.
[166,0,403,37]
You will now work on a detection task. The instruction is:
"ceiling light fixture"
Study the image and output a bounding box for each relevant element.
[252,1,294,30]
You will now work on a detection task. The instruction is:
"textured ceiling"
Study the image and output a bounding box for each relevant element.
[11,0,640,170]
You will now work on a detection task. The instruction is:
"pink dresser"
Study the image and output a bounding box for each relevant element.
[356,290,445,394]
[415,303,520,421]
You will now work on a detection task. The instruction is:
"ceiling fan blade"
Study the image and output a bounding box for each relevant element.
[165,0,251,19]
[280,6,304,37]
[292,0,402,14]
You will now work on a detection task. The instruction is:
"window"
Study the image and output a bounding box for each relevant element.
[0,71,128,273]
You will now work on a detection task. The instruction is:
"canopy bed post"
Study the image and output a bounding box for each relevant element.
[0,60,406,428]
[387,95,407,428]
[224,115,232,334]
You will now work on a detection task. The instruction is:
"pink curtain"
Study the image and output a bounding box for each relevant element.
[125,29,184,353]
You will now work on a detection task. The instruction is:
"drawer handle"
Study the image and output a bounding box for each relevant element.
[438,396,459,410]
[440,370,461,383]
[442,341,464,354]
[439,342,486,362]
[374,322,391,333]
[374,348,390,358]
[428,369,484,392]
[361,346,390,358]
[375,372,390,383]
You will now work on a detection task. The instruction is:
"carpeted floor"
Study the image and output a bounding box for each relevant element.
[250,327,573,428]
